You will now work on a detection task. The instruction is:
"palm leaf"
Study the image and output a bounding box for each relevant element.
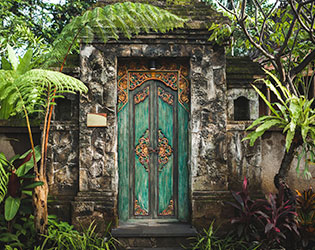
[43,2,186,68]
[263,70,291,99]
[251,84,282,119]
[0,153,9,203]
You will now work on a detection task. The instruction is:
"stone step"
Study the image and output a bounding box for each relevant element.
[112,222,197,250]
[128,248,184,250]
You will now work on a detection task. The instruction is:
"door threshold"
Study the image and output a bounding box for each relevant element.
[122,218,180,225]
[112,221,197,238]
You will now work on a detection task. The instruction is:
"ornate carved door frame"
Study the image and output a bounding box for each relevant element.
[117,59,190,221]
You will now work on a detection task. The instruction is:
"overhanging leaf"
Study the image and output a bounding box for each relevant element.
[7,45,19,71]
[4,196,21,221]
[17,49,33,75]
[285,129,295,152]
[16,145,41,177]
[22,181,44,190]
[252,84,281,119]
[255,119,283,133]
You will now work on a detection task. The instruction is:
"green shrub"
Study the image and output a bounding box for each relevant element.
[189,220,260,250]
[0,214,36,249]
[39,216,117,250]
[296,187,315,248]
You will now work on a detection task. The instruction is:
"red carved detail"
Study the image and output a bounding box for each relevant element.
[158,129,173,171]
[135,129,150,172]
[159,199,174,216]
[158,87,173,105]
[134,87,149,104]
[134,199,148,216]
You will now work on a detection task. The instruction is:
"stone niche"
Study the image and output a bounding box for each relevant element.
[225,57,263,193]
[227,88,258,122]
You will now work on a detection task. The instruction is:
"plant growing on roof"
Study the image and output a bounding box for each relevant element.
[0,1,186,236]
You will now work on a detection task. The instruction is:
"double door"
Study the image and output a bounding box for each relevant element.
[131,80,177,218]
[118,79,189,221]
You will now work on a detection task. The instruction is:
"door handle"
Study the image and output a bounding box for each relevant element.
[148,147,159,153]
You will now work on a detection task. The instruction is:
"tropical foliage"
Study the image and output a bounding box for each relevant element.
[0,0,96,52]
[0,148,43,249]
[0,214,115,250]
[1,1,186,236]
[243,71,315,179]
[296,187,315,247]
[0,147,42,221]
[43,1,186,67]
[0,154,9,203]
[190,220,256,250]
[205,0,315,91]
[39,218,116,250]
[0,46,87,120]
[0,214,36,249]
[0,44,88,235]
[228,177,299,250]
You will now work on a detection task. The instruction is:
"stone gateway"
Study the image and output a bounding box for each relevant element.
[35,0,313,236]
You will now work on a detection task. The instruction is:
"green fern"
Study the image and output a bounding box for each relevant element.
[43,2,186,67]
[0,153,9,203]
[0,47,88,118]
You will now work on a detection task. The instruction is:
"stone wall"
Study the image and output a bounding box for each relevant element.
[225,57,314,197]
[43,52,314,231]
[46,122,79,222]
[0,126,41,160]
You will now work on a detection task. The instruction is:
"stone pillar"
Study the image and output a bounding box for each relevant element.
[72,44,118,231]
[189,45,229,228]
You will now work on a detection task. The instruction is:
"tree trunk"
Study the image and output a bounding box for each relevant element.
[274,136,302,202]
[33,176,49,235]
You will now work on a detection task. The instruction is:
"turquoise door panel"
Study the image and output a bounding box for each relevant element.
[134,87,150,215]
[157,86,175,216]
[118,77,189,221]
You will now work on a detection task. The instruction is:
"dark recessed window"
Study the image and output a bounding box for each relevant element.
[234,96,250,121]
[55,98,72,121]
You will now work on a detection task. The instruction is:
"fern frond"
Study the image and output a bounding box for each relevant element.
[43,2,186,68]
[16,69,88,93]
[0,71,15,119]
[0,69,88,118]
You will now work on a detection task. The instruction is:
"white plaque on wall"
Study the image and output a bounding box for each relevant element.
[87,113,107,127]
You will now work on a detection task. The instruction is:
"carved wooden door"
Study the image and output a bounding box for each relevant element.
[118,69,189,221]
[131,80,177,218]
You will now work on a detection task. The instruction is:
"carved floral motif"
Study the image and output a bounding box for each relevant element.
[158,87,174,105]
[135,129,150,172]
[117,59,190,112]
[134,199,148,216]
[158,129,173,171]
[129,72,178,90]
[159,199,174,216]
[134,87,149,104]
